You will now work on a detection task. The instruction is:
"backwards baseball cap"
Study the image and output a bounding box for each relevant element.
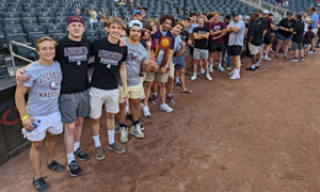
[133,10,142,16]
[245,16,251,20]
[287,11,293,15]
[263,10,270,14]
[67,16,84,26]
[129,20,143,30]
[239,15,243,19]
[232,11,239,16]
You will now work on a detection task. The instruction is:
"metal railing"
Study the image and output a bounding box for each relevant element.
[9,41,36,76]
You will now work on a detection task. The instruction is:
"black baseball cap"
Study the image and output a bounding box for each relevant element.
[138,6,148,11]
[286,11,293,15]
[181,16,190,21]
[232,11,239,16]
[269,13,274,16]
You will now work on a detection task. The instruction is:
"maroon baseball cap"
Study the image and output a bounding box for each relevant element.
[67,16,84,26]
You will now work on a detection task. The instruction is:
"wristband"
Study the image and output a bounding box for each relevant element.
[220,30,222,33]
[21,115,29,121]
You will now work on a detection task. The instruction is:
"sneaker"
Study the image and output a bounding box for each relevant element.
[74,148,89,161]
[226,67,231,70]
[218,67,225,72]
[246,67,255,71]
[47,160,65,172]
[108,142,125,154]
[67,160,82,177]
[209,67,214,73]
[200,68,205,74]
[284,55,288,59]
[160,103,174,113]
[166,94,175,105]
[263,57,272,61]
[95,146,105,160]
[228,70,235,75]
[309,50,316,54]
[32,177,50,192]
[206,74,212,80]
[143,106,151,117]
[191,74,197,80]
[115,119,120,133]
[130,123,145,138]
[119,126,128,143]
[230,73,240,80]
[290,58,298,62]
[255,65,260,69]
[151,94,158,105]
[301,57,304,61]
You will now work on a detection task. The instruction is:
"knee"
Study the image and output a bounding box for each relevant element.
[75,117,84,127]
[91,118,100,125]
[106,113,115,120]
[168,76,174,82]
[32,140,44,151]
[46,133,56,142]
[179,69,185,74]
[159,82,166,88]
[145,82,153,88]
[65,124,76,134]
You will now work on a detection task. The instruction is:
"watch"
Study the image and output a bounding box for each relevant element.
[164,65,169,69]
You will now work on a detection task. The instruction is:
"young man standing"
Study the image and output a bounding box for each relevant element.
[180,17,192,75]
[221,14,232,70]
[290,13,305,62]
[262,10,275,61]
[89,17,128,160]
[15,37,64,192]
[209,12,226,72]
[305,7,319,54]
[191,17,211,81]
[143,14,176,115]
[189,12,200,73]
[118,20,159,142]
[225,11,246,80]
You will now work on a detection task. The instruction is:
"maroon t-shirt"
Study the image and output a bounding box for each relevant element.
[209,21,225,44]
[263,17,273,35]
[204,21,210,28]
[304,31,315,44]
[224,21,230,44]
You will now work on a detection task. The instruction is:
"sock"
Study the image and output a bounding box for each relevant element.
[255,63,260,67]
[235,69,240,74]
[218,63,221,68]
[232,68,236,72]
[67,153,75,164]
[265,54,268,58]
[108,130,115,145]
[193,72,197,76]
[206,73,210,76]
[119,123,126,128]
[251,64,256,69]
[92,135,101,148]
[153,93,157,97]
[175,77,179,82]
[133,120,139,126]
[210,64,213,69]
[73,142,80,152]
[160,103,166,108]
[167,93,172,97]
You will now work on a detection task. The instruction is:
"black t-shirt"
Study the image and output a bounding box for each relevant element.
[193,26,210,49]
[259,17,267,35]
[55,37,91,94]
[141,39,146,48]
[90,37,128,90]
[248,20,264,46]
[278,18,296,37]
[179,30,190,42]
[292,20,305,44]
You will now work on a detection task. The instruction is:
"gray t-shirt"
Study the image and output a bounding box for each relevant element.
[118,39,148,87]
[23,61,62,116]
[228,20,246,46]
[174,35,182,53]
[189,23,199,47]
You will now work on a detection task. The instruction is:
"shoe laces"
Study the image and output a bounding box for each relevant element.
[69,161,79,169]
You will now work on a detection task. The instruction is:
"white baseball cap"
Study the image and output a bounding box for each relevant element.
[245,16,251,20]
[129,20,143,30]
[263,10,270,14]
[239,15,243,19]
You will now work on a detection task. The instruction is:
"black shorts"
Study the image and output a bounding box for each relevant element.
[229,45,242,56]
[190,46,194,55]
[263,34,272,45]
[209,42,223,52]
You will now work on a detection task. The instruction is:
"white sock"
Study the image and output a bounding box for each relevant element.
[167,93,172,97]
[193,72,197,76]
[210,64,213,69]
[206,73,210,76]
[93,135,101,148]
[251,64,256,69]
[108,130,115,145]
[160,103,166,108]
[207,61,210,65]
[255,63,260,67]
[143,105,149,110]
[73,142,80,152]
[67,153,75,164]
[153,93,157,97]
[235,69,240,75]
[218,63,222,68]
[265,54,268,58]
[175,77,179,82]
[232,68,236,72]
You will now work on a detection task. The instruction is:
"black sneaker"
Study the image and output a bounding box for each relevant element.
[246,67,255,71]
[115,119,120,134]
[47,160,65,172]
[74,148,89,161]
[255,65,260,69]
[67,160,82,177]
[32,177,50,192]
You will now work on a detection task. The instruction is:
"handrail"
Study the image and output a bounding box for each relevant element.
[9,41,36,77]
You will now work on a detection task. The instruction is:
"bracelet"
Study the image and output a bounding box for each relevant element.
[21,115,29,120]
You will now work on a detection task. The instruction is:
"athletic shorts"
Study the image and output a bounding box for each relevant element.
[291,41,303,50]
[264,34,272,45]
[304,44,311,48]
[145,71,168,83]
[229,45,242,56]
[172,55,185,69]
[118,83,143,103]
[312,28,318,36]
[59,90,89,123]
[276,33,292,41]
[26,111,63,142]
[184,47,190,56]
[248,43,260,55]
[193,48,209,60]
[89,87,119,118]
[190,46,194,55]
[168,62,175,77]
[209,42,223,52]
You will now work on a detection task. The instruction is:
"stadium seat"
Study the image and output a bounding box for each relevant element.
[24,25,45,41]
[37,12,55,18]
[84,30,99,42]
[38,17,54,26]
[55,12,67,17]
[30,33,47,47]
[3,12,20,18]
[21,12,36,18]
[45,24,64,34]
[93,22,106,30]
[22,18,39,27]
[0,55,10,82]
[2,18,21,27]
[24,7,37,13]
[50,32,67,42]
[98,29,108,38]
[0,28,6,50]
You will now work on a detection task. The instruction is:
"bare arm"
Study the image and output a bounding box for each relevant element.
[262,29,267,37]
[176,41,185,58]
[210,30,222,36]
[119,62,129,101]
[142,60,159,73]
[193,33,205,40]
[244,28,248,37]
[190,33,195,45]
[15,84,35,131]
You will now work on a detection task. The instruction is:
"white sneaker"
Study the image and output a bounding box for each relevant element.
[119,127,128,143]
[263,57,272,61]
[130,124,145,138]
[230,73,240,80]
[191,74,197,80]
[218,67,225,72]
[209,67,214,73]
[206,74,212,80]
[228,70,235,75]
[143,106,151,117]
[200,68,205,74]
[160,103,174,113]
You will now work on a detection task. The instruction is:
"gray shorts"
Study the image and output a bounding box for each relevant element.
[59,90,90,123]
[193,48,208,60]
[291,41,303,51]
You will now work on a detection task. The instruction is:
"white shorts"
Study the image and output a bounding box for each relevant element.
[312,28,318,36]
[304,44,311,48]
[89,87,119,119]
[27,111,63,142]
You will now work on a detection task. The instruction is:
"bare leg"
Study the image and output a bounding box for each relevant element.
[143,81,153,107]
[129,98,141,122]
[193,59,198,74]
[204,59,209,73]
[106,113,115,131]
[179,69,189,91]
[117,102,127,124]
[64,123,76,154]
[166,76,174,95]
[275,40,284,56]
[74,117,83,143]
[91,118,100,137]
[159,82,166,104]
[283,40,290,57]
[45,132,57,164]
[30,140,44,179]
[152,80,158,94]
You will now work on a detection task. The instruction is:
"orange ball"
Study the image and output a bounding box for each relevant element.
[161,39,170,47]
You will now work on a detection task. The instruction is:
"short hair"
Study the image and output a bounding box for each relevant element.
[35,37,58,51]
[212,11,220,17]
[75,8,80,12]
[148,18,160,29]
[174,21,185,31]
[308,25,313,30]
[142,21,152,31]
[252,13,259,19]
[311,7,316,12]
[197,16,204,21]
[189,12,197,17]
[256,10,263,14]
[225,14,231,20]
[159,14,176,27]
[107,17,125,29]
[207,14,214,21]
[295,13,302,20]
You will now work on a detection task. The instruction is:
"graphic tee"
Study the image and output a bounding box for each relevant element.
[55,37,91,94]
[23,61,62,116]
[151,28,175,50]
[278,18,296,37]
[209,21,226,44]
[117,38,148,87]
[193,26,210,49]
[90,37,128,90]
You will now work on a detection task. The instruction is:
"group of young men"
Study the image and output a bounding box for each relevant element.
[13,7,319,192]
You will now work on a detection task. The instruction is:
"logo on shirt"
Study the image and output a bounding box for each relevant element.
[64,46,89,64]
[49,80,59,91]
[197,30,207,34]
[38,71,62,85]
[98,50,123,69]
[37,71,62,100]
[127,47,143,67]
[213,26,221,31]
